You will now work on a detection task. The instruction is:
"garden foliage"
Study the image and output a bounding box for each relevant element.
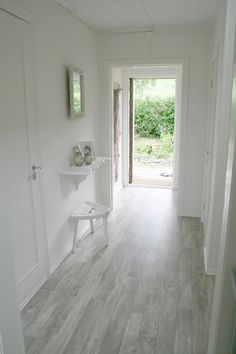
[134,97,175,138]
[134,133,173,160]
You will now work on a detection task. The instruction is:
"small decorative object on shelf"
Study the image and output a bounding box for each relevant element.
[79,141,95,164]
[84,145,94,165]
[72,141,95,166]
[73,145,84,167]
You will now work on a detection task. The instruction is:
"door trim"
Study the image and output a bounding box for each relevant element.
[128,78,134,184]
[201,50,218,229]
[104,58,189,214]
[123,67,182,189]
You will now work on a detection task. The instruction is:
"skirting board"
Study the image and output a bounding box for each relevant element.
[19,275,47,311]
[19,220,100,310]
[20,240,77,310]
[204,245,217,276]
[50,219,99,274]
[50,244,73,275]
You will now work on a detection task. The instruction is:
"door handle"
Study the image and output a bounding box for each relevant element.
[29,164,42,180]
[32,164,42,171]
[205,150,212,155]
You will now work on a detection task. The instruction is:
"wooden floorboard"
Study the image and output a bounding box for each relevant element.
[22,187,215,354]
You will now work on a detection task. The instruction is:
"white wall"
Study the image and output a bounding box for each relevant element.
[8,0,100,271]
[0,141,25,354]
[204,0,228,274]
[99,27,213,216]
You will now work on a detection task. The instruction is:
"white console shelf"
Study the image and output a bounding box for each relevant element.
[60,156,110,189]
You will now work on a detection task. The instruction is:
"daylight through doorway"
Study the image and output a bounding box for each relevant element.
[130,78,176,187]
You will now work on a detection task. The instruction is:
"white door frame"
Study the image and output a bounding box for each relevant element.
[201,51,218,228]
[0,0,50,309]
[121,66,182,189]
[104,58,189,215]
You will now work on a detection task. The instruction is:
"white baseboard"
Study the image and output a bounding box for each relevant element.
[19,275,47,311]
[20,220,99,310]
[50,221,98,274]
[204,245,217,276]
[50,244,73,274]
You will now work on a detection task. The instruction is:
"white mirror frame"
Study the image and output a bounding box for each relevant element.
[69,65,85,118]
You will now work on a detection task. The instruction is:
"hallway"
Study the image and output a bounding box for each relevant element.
[22,188,214,354]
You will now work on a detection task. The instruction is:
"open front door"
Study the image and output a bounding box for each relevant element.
[129,78,134,184]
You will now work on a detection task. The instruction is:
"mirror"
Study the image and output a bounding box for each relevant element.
[69,65,85,118]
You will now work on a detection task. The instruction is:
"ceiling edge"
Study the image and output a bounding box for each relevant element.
[55,1,214,36]
[99,23,214,35]
[55,0,98,33]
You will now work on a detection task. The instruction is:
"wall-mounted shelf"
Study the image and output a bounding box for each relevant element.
[59,156,110,189]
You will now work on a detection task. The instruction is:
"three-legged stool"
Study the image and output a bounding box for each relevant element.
[71,201,110,253]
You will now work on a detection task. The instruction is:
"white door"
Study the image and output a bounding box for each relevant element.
[201,55,218,232]
[0,9,47,308]
[207,35,236,354]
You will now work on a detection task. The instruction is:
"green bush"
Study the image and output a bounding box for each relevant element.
[134,134,173,160]
[134,97,175,138]
[135,143,153,156]
[157,133,173,159]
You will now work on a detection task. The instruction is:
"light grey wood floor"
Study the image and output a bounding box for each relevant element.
[22,187,215,354]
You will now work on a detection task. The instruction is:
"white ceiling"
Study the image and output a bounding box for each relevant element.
[56,0,221,32]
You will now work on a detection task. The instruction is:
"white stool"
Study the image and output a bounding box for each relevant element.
[71,201,110,253]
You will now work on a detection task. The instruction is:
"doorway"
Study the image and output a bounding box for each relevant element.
[108,63,186,215]
[129,78,176,187]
